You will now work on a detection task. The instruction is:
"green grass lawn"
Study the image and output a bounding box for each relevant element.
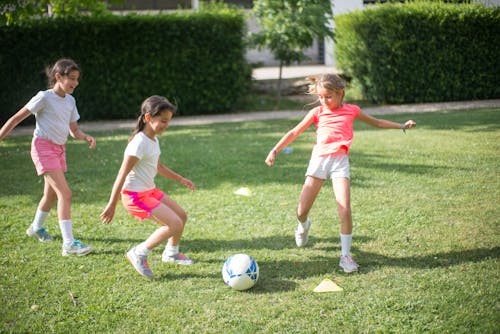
[1,108,499,333]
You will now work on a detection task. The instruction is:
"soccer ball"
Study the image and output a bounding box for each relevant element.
[222,254,259,291]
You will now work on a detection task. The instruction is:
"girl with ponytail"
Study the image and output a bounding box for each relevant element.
[100,95,195,279]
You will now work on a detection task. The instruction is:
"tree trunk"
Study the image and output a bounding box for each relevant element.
[277,60,283,107]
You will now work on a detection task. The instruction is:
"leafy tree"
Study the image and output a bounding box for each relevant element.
[1,0,123,25]
[248,0,334,99]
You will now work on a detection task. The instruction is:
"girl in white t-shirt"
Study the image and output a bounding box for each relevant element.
[100,95,195,279]
[0,58,96,256]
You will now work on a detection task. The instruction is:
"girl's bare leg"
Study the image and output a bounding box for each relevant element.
[147,203,184,250]
[158,195,187,247]
[297,176,324,222]
[43,170,72,220]
[38,179,58,212]
[332,177,352,234]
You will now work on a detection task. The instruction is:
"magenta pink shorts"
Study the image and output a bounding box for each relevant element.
[31,137,67,176]
[121,188,165,221]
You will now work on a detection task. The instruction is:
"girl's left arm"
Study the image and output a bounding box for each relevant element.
[69,121,96,149]
[357,110,416,130]
[157,162,195,191]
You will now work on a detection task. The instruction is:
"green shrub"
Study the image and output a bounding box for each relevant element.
[335,3,500,104]
[0,12,251,121]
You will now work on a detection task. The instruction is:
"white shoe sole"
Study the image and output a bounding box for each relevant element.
[62,246,93,257]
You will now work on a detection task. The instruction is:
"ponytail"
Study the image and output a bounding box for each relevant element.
[129,114,147,142]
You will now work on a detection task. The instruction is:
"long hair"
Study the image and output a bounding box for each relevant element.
[129,95,177,142]
[45,58,80,88]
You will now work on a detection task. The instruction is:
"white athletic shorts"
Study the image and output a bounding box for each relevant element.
[305,154,350,180]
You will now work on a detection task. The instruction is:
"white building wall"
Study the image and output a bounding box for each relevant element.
[325,0,364,66]
[474,0,500,6]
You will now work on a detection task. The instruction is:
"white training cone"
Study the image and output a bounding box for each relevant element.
[234,187,252,196]
[313,279,343,293]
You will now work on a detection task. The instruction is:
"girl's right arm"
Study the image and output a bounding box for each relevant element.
[265,110,315,166]
[0,108,31,141]
[100,155,139,224]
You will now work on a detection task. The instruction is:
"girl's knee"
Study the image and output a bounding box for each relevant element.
[57,188,72,202]
[179,211,188,225]
[169,217,184,233]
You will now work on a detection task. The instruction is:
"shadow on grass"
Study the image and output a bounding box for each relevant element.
[356,246,500,273]
[25,233,498,278]
[350,152,451,177]
[181,235,373,252]
[45,234,499,293]
[248,278,299,294]
[81,236,146,244]
[155,271,299,293]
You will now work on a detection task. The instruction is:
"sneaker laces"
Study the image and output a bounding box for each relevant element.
[38,227,50,238]
[72,240,85,248]
[342,255,358,267]
[343,255,354,263]
[173,253,188,260]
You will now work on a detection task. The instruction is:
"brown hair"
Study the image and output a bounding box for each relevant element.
[129,95,177,141]
[307,73,346,95]
[45,58,80,88]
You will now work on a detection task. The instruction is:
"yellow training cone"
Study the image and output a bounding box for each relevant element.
[313,279,343,293]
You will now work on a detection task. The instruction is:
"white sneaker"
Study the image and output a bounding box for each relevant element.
[62,240,93,256]
[126,248,154,279]
[339,255,359,273]
[162,252,194,265]
[295,219,311,247]
[26,226,53,242]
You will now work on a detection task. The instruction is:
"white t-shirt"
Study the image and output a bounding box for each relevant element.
[25,89,80,145]
[123,132,160,192]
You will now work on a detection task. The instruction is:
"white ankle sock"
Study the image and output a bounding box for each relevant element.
[297,219,309,233]
[340,233,352,256]
[135,242,150,256]
[165,245,179,257]
[32,209,49,231]
[59,219,75,246]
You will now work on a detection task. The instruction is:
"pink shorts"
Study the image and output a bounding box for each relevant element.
[121,188,165,220]
[31,137,67,176]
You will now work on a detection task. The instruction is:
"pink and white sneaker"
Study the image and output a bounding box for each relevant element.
[339,255,359,273]
[162,252,194,265]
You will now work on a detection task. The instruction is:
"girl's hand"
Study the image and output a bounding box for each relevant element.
[403,120,417,129]
[265,149,277,166]
[100,203,116,224]
[85,135,96,149]
[181,177,195,192]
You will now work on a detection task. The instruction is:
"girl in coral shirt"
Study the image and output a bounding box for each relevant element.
[265,74,416,273]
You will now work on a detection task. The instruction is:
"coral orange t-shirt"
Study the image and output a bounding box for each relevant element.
[311,104,361,157]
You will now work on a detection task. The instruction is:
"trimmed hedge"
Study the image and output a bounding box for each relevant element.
[335,3,500,104]
[0,12,251,122]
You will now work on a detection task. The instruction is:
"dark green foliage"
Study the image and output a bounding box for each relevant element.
[0,0,124,26]
[335,2,500,103]
[0,12,251,121]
